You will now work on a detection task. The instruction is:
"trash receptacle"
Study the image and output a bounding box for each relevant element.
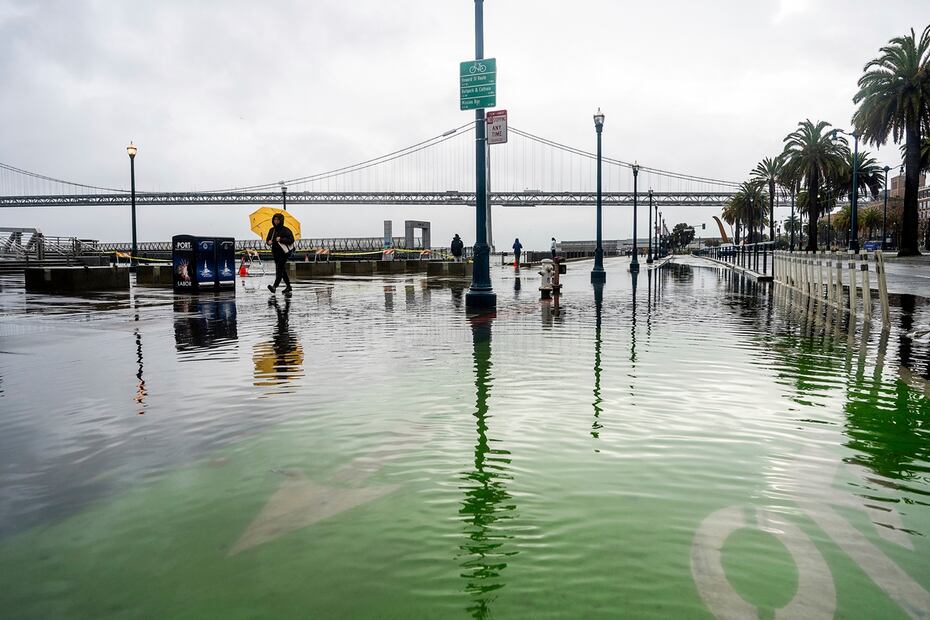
[173,235,227,293]
[216,237,236,290]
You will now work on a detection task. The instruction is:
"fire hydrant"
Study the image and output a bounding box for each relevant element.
[539,259,555,299]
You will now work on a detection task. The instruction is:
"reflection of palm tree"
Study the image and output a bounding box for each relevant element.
[459,315,516,619]
[592,283,604,441]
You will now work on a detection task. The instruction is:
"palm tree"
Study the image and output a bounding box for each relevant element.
[852,26,930,256]
[751,155,784,243]
[832,206,851,246]
[782,120,847,250]
[836,150,885,203]
[861,207,881,240]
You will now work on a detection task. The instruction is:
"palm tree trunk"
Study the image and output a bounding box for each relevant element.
[900,122,922,256]
[806,170,819,251]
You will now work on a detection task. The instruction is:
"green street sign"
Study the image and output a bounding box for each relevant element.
[460,58,496,110]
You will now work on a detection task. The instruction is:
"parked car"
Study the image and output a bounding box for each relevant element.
[863,240,882,251]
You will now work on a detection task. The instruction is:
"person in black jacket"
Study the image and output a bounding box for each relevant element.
[266,213,295,294]
[451,234,464,262]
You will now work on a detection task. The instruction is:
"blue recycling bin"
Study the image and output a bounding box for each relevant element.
[172,235,236,293]
[216,237,236,290]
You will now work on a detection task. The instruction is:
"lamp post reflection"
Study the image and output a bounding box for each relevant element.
[459,313,516,619]
[630,271,639,364]
[591,283,604,444]
[133,311,146,415]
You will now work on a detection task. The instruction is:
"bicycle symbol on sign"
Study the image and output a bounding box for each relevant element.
[469,62,488,74]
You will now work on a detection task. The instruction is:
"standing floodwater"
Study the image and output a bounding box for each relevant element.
[0,257,928,618]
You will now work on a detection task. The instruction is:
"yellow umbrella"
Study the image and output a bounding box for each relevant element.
[249,206,302,241]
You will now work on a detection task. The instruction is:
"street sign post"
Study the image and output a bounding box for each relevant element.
[460,58,496,110]
[487,109,507,144]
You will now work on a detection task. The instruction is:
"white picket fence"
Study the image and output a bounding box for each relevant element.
[773,250,890,328]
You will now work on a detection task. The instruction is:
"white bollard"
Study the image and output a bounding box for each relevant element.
[834,254,843,310]
[826,252,835,308]
[875,250,891,328]
[817,251,825,303]
[860,253,872,322]
[848,252,857,319]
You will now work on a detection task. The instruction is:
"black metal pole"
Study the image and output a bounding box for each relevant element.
[654,200,659,259]
[646,190,654,263]
[882,165,889,251]
[282,186,287,211]
[790,186,795,252]
[591,111,605,282]
[129,153,137,272]
[465,0,495,309]
[631,164,640,272]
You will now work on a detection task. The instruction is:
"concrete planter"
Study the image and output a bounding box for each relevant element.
[25,266,130,293]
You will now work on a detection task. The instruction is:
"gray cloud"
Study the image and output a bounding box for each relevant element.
[0,0,923,249]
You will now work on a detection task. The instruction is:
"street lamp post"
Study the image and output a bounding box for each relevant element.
[834,128,861,251]
[654,199,659,259]
[790,183,796,252]
[126,142,138,272]
[851,131,860,252]
[281,183,288,211]
[646,189,654,264]
[630,163,640,273]
[882,165,890,250]
[465,0,496,309]
[591,108,606,283]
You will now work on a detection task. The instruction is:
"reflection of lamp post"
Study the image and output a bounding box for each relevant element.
[646,189,654,264]
[882,165,890,250]
[463,313,514,617]
[126,142,138,272]
[631,163,640,273]
[591,108,606,283]
[591,282,604,441]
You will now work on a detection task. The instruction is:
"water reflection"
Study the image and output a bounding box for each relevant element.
[630,271,638,364]
[592,283,604,443]
[459,313,516,619]
[383,285,395,312]
[253,296,304,390]
[174,295,238,351]
[133,321,146,414]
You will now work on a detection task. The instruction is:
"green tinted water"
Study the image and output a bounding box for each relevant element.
[0,257,928,618]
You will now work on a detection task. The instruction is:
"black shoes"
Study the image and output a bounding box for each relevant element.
[267,285,276,293]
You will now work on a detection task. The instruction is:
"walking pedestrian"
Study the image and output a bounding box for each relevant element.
[550,237,557,259]
[266,213,295,294]
[512,237,523,268]
[451,233,464,262]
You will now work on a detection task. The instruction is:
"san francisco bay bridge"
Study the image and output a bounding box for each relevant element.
[1,124,750,210]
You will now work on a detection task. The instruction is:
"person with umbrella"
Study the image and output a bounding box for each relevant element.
[266,213,295,294]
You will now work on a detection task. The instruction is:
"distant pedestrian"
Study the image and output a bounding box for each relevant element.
[451,234,464,262]
[512,237,523,267]
[266,213,295,294]
[550,237,557,259]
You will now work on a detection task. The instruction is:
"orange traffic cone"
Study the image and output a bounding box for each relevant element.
[238,257,248,277]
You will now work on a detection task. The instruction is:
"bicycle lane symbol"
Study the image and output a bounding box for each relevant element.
[468,62,487,74]
[690,453,930,619]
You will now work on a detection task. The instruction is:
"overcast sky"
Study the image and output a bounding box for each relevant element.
[0,0,924,249]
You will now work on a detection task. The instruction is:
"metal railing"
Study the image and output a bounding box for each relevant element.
[697,241,776,279]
